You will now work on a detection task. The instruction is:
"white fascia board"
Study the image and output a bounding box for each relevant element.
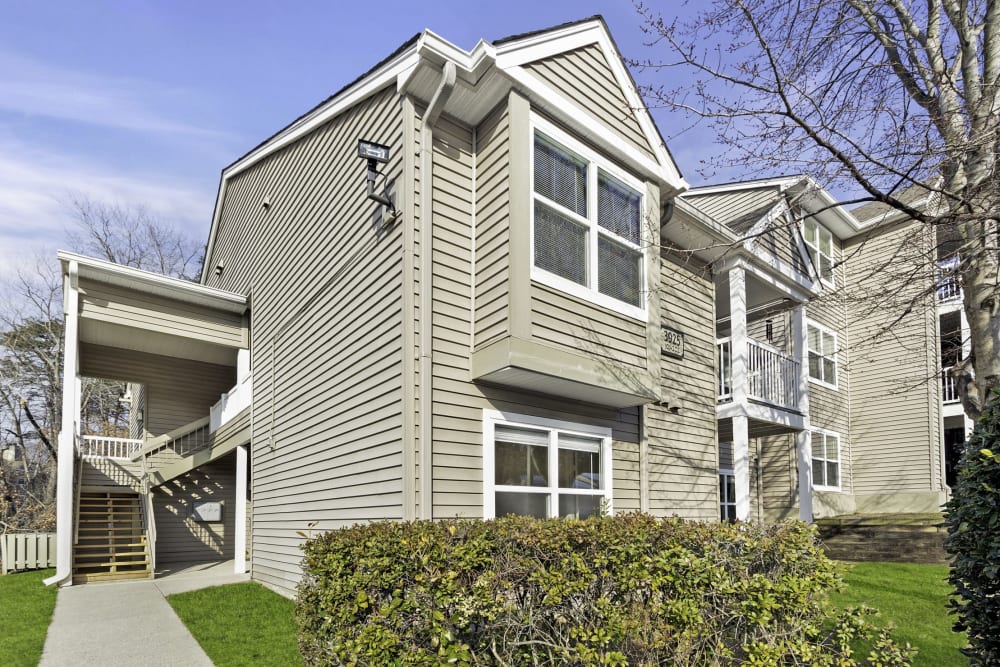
[496,20,687,194]
[417,30,495,79]
[59,250,247,312]
[688,176,802,196]
[715,254,813,302]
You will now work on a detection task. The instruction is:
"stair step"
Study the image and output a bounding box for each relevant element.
[73,571,150,584]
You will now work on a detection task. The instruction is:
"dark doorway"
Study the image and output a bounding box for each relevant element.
[944,426,966,488]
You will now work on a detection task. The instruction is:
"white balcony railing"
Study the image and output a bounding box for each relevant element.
[210,373,252,434]
[941,366,960,404]
[937,258,961,302]
[78,435,143,459]
[717,337,801,411]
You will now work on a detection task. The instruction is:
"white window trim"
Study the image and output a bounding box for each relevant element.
[806,319,839,390]
[810,427,842,491]
[802,217,836,287]
[718,468,737,522]
[482,409,613,519]
[529,114,648,322]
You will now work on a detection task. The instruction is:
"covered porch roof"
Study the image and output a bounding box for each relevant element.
[59,252,249,369]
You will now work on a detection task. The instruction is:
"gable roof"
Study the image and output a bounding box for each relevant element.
[200,17,688,283]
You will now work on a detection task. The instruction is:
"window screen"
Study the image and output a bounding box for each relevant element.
[534,137,587,216]
[534,202,588,286]
[598,235,641,307]
[598,171,641,244]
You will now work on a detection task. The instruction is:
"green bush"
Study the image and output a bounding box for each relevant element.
[945,391,1000,666]
[296,514,910,666]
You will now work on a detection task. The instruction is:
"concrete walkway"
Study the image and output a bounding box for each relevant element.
[40,561,249,667]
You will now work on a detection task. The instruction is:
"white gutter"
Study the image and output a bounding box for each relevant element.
[45,260,80,587]
[418,60,456,520]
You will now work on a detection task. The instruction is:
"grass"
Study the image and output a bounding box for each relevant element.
[830,561,968,667]
[0,568,58,667]
[168,582,301,666]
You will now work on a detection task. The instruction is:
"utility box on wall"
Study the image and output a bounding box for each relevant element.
[191,501,223,522]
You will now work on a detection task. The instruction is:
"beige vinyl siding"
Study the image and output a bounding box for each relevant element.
[523,43,655,160]
[685,187,780,228]
[424,107,643,519]
[845,219,942,495]
[79,458,143,491]
[79,343,235,437]
[757,434,798,521]
[805,231,853,497]
[473,103,510,350]
[205,85,407,596]
[530,283,648,372]
[647,251,718,519]
[153,453,236,564]
[78,277,245,349]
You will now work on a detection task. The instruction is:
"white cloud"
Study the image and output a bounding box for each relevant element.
[0,50,226,139]
[0,138,215,281]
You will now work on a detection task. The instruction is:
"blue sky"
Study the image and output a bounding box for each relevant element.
[0,0,714,279]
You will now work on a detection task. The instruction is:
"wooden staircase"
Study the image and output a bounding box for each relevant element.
[73,492,151,583]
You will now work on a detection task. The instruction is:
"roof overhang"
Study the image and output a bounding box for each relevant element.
[201,18,689,282]
[60,251,247,314]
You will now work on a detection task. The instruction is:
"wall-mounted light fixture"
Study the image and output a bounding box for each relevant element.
[357,140,396,216]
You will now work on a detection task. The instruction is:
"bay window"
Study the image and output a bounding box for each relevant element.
[531,121,646,318]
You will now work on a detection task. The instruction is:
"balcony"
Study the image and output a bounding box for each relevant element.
[718,336,801,412]
[941,366,960,404]
[210,373,252,433]
[937,258,961,303]
[77,435,143,460]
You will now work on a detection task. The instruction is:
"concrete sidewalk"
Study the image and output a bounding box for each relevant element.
[40,561,249,666]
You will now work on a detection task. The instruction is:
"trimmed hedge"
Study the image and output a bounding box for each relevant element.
[296,514,910,666]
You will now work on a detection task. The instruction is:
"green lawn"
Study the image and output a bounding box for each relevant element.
[168,582,301,666]
[0,568,58,667]
[830,562,968,667]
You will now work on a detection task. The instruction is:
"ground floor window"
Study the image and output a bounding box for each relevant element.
[719,470,737,521]
[483,410,612,519]
[811,429,840,490]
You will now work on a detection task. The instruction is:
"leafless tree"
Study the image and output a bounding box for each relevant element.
[65,194,204,281]
[634,0,1000,419]
[1,197,202,529]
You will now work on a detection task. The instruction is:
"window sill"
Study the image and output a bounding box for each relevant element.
[808,377,839,391]
[531,267,647,322]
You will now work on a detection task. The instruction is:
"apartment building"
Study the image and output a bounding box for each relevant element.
[684,178,955,523]
[48,17,960,596]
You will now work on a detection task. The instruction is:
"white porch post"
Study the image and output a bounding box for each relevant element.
[791,304,813,522]
[729,267,751,520]
[960,309,975,437]
[46,261,81,587]
[234,444,248,574]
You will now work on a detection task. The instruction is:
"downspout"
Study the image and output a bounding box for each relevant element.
[45,260,80,587]
[418,60,456,520]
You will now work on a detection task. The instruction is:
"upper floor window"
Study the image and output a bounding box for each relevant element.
[803,218,834,284]
[807,320,838,388]
[811,430,841,490]
[531,121,646,319]
[483,410,612,520]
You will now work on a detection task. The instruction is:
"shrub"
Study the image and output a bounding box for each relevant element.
[296,514,910,666]
[945,390,1000,666]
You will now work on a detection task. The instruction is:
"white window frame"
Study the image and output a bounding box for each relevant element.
[811,428,842,491]
[806,319,839,389]
[719,468,737,522]
[529,114,648,322]
[482,409,613,519]
[802,217,835,286]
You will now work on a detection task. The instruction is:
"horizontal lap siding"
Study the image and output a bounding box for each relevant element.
[757,434,797,521]
[78,278,244,347]
[79,343,235,437]
[474,104,510,350]
[431,112,642,519]
[684,187,780,228]
[845,220,941,495]
[153,454,236,564]
[649,252,717,519]
[807,236,853,496]
[206,86,406,596]
[523,44,654,161]
[530,284,648,371]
